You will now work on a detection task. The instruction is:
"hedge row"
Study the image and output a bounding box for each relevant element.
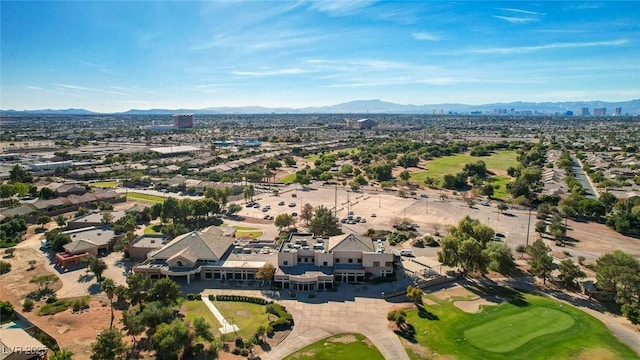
[212,295,271,305]
[265,303,293,330]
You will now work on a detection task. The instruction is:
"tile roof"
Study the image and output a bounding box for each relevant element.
[149,230,234,262]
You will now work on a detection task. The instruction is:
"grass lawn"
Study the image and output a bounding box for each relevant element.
[143,224,162,234]
[232,226,263,239]
[284,333,384,360]
[126,192,166,203]
[213,300,271,338]
[411,150,518,184]
[486,175,512,200]
[91,181,118,188]
[278,173,297,184]
[403,291,639,360]
[181,300,221,330]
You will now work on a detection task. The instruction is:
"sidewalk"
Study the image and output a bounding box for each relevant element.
[201,294,239,334]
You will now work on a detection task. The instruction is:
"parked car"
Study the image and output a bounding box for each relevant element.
[278,201,285,206]
[480,200,490,206]
[291,193,297,198]
[291,212,298,217]
[371,213,376,217]
[289,202,296,207]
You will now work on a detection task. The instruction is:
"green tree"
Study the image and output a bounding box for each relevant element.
[29,274,59,292]
[121,309,144,357]
[101,277,116,328]
[85,256,108,282]
[558,259,585,288]
[46,229,72,252]
[54,215,67,227]
[599,192,618,213]
[4,248,16,257]
[399,170,411,182]
[90,328,128,360]
[126,273,152,308]
[458,238,486,274]
[9,164,33,183]
[274,213,295,231]
[140,301,174,331]
[308,205,342,236]
[530,253,554,284]
[497,203,509,214]
[226,203,242,217]
[406,285,423,305]
[149,278,181,306]
[535,220,547,238]
[151,319,189,360]
[483,241,515,274]
[50,349,74,360]
[256,263,276,285]
[36,215,51,229]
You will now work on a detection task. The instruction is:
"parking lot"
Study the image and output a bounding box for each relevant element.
[233,182,535,251]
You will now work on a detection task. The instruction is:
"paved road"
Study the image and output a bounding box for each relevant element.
[203,281,413,360]
[571,155,599,199]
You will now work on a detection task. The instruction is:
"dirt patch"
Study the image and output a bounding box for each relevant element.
[0,248,62,303]
[433,285,476,300]
[575,348,618,360]
[453,298,501,313]
[327,333,358,344]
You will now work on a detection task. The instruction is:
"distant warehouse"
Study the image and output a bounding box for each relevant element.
[149,145,203,157]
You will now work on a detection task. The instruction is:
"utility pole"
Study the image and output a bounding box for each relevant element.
[525,206,532,247]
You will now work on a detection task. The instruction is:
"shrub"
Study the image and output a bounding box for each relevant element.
[387,309,406,321]
[214,295,268,305]
[70,297,89,312]
[46,296,58,304]
[425,236,439,247]
[23,298,35,312]
[0,260,11,274]
[39,300,69,316]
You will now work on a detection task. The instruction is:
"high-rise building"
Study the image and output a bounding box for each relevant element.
[593,107,606,116]
[173,113,194,128]
[613,107,622,116]
[580,107,590,116]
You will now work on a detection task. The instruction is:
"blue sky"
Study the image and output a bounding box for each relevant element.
[1,1,639,112]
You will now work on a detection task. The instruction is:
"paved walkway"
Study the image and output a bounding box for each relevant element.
[201,294,239,334]
[202,282,412,360]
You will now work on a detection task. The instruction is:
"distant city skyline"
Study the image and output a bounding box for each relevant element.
[1,1,639,113]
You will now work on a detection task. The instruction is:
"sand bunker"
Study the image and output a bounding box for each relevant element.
[454,298,502,313]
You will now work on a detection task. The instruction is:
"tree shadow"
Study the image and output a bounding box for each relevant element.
[394,323,417,343]
[87,283,102,295]
[417,305,439,320]
[78,273,94,283]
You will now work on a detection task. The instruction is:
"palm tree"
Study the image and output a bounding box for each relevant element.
[101,277,116,329]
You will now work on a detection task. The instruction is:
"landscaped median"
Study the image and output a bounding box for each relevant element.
[393,288,639,360]
[283,333,384,360]
[181,294,294,357]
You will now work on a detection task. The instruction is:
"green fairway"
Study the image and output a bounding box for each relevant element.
[402,290,639,360]
[411,150,518,184]
[486,175,511,200]
[465,308,574,352]
[284,333,384,360]
[126,192,166,203]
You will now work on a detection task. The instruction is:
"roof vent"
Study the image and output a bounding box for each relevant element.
[150,239,155,243]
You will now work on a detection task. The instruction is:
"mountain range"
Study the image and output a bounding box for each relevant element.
[3,99,640,115]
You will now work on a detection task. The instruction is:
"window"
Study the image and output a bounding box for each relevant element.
[373,261,380,267]
[176,260,183,267]
[385,262,393,266]
[357,259,362,264]
[335,258,340,263]
[283,260,288,265]
[298,257,302,262]
[348,258,353,263]
[323,261,328,266]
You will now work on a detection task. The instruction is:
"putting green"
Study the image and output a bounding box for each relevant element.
[465,307,574,352]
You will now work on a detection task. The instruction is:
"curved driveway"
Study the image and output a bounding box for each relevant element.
[203,283,411,360]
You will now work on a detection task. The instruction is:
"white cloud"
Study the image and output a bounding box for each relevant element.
[412,32,440,41]
[470,39,629,55]
[54,83,128,96]
[309,0,377,16]
[231,68,309,77]
[25,86,44,90]
[496,8,544,16]
[493,15,539,24]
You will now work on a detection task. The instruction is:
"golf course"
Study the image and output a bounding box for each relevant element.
[402,289,639,360]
